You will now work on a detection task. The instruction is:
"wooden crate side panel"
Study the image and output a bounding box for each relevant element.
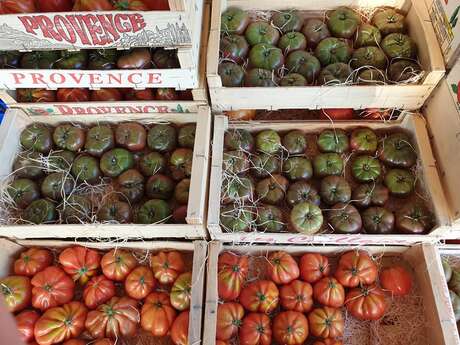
[189,241,207,345]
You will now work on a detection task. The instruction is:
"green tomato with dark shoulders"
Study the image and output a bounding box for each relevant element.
[224,129,255,152]
[388,59,421,83]
[71,155,101,184]
[249,43,284,71]
[384,168,415,197]
[22,199,56,224]
[147,124,177,153]
[20,123,53,154]
[223,150,249,175]
[139,152,166,176]
[285,51,321,84]
[85,125,115,157]
[286,181,321,207]
[317,129,349,154]
[221,177,253,204]
[302,19,330,48]
[351,47,387,70]
[315,37,353,66]
[219,62,245,87]
[279,32,307,54]
[53,124,85,152]
[327,7,361,39]
[272,10,303,33]
[40,172,74,201]
[256,130,282,154]
[245,21,280,46]
[355,23,382,47]
[118,169,145,203]
[136,199,172,224]
[282,157,313,181]
[318,63,352,85]
[320,175,351,206]
[362,207,395,234]
[255,174,289,205]
[13,152,44,180]
[7,179,40,209]
[290,202,323,234]
[381,33,416,59]
[280,73,307,86]
[251,153,280,178]
[100,148,134,178]
[313,153,344,177]
[221,7,250,35]
[256,204,285,232]
[350,128,378,154]
[170,148,193,181]
[220,34,250,64]
[327,202,362,234]
[351,155,382,182]
[220,204,254,232]
[395,202,433,234]
[372,8,406,36]
[282,130,307,154]
[62,195,92,224]
[352,183,389,208]
[244,68,277,87]
[379,132,417,168]
[145,174,174,200]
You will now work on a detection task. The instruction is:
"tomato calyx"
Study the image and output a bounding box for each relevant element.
[44,283,53,292]
[231,265,240,273]
[1,283,12,295]
[257,292,267,302]
[256,324,266,333]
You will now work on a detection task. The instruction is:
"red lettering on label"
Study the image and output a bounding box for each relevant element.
[113,106,126,113]
[88,73,103,85]
[81,15,105,45]
[148,73,162,84]
[54,15,76,44]
[67,15,91,45]
[154,106,169,113]
[30,73,45,85]
[127,72,142,85]
[126,106,143,113]
[18,16,38,35]
[12,73,26,84]
[49,73,66,84]
[130,14,146,32]
[67,73,84,84]
[114,14,131,33]
[56,105,73,115]
[99,107,112,114]
[96,14,119,43]
[36,16,60,41]
[107,73,122,85]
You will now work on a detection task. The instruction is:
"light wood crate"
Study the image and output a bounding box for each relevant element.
[203,241,456,345]
[207,0,445,111]
[207,114,451,245]
[0,107,211,239]
[0,238,207,345]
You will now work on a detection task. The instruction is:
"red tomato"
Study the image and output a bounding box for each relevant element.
[15,309,40,343]
[0,276,31,312]
[216,341,229,345]
[37,0,73,12]
[299,253,330,283]
[90,89,123,102]
[124,266,156,300]
[113,0,149,10]
[239,280,279,314]
[379,266,412,296]
[359,108,393,120]
[85,297,139,339]
[58,246,101,285]
[267,251,300,285]
[313,277,345,308]
[141,292,176,337]
[83,275,115,309]
[31,266,75,311]
[308,306,344,338]
[156,88,179,100]
[171,311,189,345]
[313,340,343,345]
[216,302,245,341]
[345,285,387,321]
[63,340,85,345]
[150,251,185,285]
[239,313,271,345]
[14,247,53,277]
[125,89,156,101]
[319,108,354,120]
[34,301,87,345]
[72,0,113,10]
[0,0,36,13]
[280,280,313,313]
[56,89,90,102]
[179,90,193,100]
[272,311,309,345]
[225,110,257,121]
[170,272,192,311]
[17,89,56,103]
[142,0,169,10]
[335,251,378,288]
[101,249,137,281]
[93,339,115,345]
[218,252,249,301]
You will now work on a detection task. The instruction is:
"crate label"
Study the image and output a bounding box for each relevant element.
[0,12,191,50]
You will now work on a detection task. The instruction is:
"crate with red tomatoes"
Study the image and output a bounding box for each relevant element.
[204,241,455,345]
[0,238,206,345]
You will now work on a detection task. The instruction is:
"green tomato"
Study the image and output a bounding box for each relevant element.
[220,34,250,64]
[313,153,344,177]
[255,175,289,205]
[41,172,74,201]
[118,169,145,203]
[224,129,255,152]
[362,207,395,234]
[220,204,254,232]
[315,37,353,66]
[7,179,40,209]
[381,33,417,59]
[251,153,280,178]
[97,201,132,224]
[100,148,134,178]
[54,51,87,69]
[219,62,245,87]
[223,151,249,175]
[256,130,281,154]
[318,63,351,85]
[20,51,60,69]
[169,148,193,181]
[139,152,166,176]
[327,202,362,234]
[221,7,250,35]
[53,124,85,152]
[395,202,433,234]
[174,178,190,205]
[22,199,56,224]
[357,68,386,85]
[351,47,387,70]
[88,49,118,70]
[256,205,285,232]
[147,124,177,153]
[280,73,307,86]
[285,51,321,83]
[222,177,253,204]
[290,202,323,234]
[286,181,321,207]
[136,199,172,224]
[317,129,349,154]
[379,133,417,168]
[71,155,101,184]
[278,32,307,54]
[13,152,44,180]
[351,155,382,182]
[244,68,276,87]
[350,128,378,153]
[272,10,303,33]
[85,125,115,157]
[282,130,307,154]
[388,59,421,83]
[249,43,284,71]
[145,174,174,200]
[302,19,330,48]
[355,23,382,47]
[47,150,75,171]
[245,21,280,46]
[372,8,406,36]
[327,7,361,39]
[352,183,389,209]
[282,157,313,181]
[320,175,351,206]
[384,168,415,197]
[62,195,92,224]
[20,123,53,154]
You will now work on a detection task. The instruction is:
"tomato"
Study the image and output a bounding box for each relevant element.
[313,277,345,308]
[85,297,139,339]
[0,0,36,13]
[15,309,40,343]
[31,267,75,311]
[125,89,155,101]
[319,108,354,120]
[93,339,115,345]
[58,246,100,285]
[117,48,152,69]
[345,285,387,321]
[101,249,137,281]
[273,311,309,345]
[239,280,279,314]
[124,266,155,300]
[216,302,244,341]
[335,251,378,288]
[90,89,123,102]
[299,253,330,283]
[34,301,87,345]
[239,313,271,345]
[380,266,412,296]
[150,251,185,285]
[156,88,179,100]
[225,110,257,121]
[113,0,148,10]
[142,0,169,10]
[171,272,192,311]
[83,275,115,309]
[37,0,73,12]
[267,251,300,285]
[63,340,85,345]
[73,0,113,10]
[17,89,56,103]
[360,108,393,120]
[141,292,176,336]
[56,89,90,102]
[308,306,344,338]
[14,248,53,277]
[218,252,249,301]
[171,311,189,345]
[280,280,313,313]
[216,341,229,345]
[313,339,343,345]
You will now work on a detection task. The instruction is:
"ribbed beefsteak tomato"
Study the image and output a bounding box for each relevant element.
[239,313,272,345]
[83,275,115,309]
[170,272,192,311]
[101,249,137,281]
[313,277,345,308]
[14,248,53,277]
[0,0,36,13]
[113,0,149,10]
[56,89,90,102]
[345,285,387,321]
[62,339,85,345]
[171,311,189,345]
[93,339,115,345]
[239,280,279,313]
[218,252,249,301]
[34,301,87,345]
[308,306,344,338]
[299,253,330,283]
[216,302,244,340]
[73,0,113,11]
[15,309,40,343]
[31,267,75,311]
[143,0,169,9]
[273,311,309,345]
[0,275,31,312]
[379,265,412,296]
[141,292,176,337]
[59,246,101,285]
[280,280,313,313]
[313,339,343,345]
[150,251,185,285]
[124,266,155,300]
[335,251,378,288]
[37,0,73,12]
[267,251,300,285]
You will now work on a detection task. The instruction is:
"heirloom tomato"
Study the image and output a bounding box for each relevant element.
[216,302,245,341]
[313,153,343,177]
[171,272,192,311]
[56,89,90,102]
[85,297,139,339]
[156,88,179,100]
[351,155,382,182]
[313,277,345,308]
[54,51,87,69]
[218,252,249,301]
[381,33,416,59]
[23,199,57,225]
[362,207,395,234]
[272,10,302,33]
[290,202,323,235]
[372,8,406,36]
[141,292,176,337]
[37,0,73,12]
[34,301,87,345]
[93,340,115,345]
[345,285,387,321]
[125,266,155,300]
[221,7,250,35]
[90,89,123,102]
[58,246,101,285]
[280,280,313,313]
[101,249,137,281]
[378,133,416,168]
[171,311,189,345]
[73,0,113,11]
[240,280,279,314]
[125,89,155,101]
[308,307,344,338]
[84,125,114,157]
[350,128,378,153]
[273,311,309,345]
[0,0,36,13]
[113,0,149,10]
[286,181,321,208]
[1,276,31,312]
[14,248,53,277]
[63,340,85,345]
[380,265,412,296]
[53,125,85,152]
[319,108,354,120]
[335,251,378,287]
[0,50,21,68]
[117,48,152,69]
[302,19,330,48]
[267,251,300,285]
[221,34,250,64]
[315,38,352,66]
[255,205,284,233]
[351,47,387,70]
[279,32,307,55]
[355,23,382,47]
[17,89,56,103]
[150,251,185,285]
[16,309,40,343]
[143,0,169,10]
[320,176,351,206]
[97,200,132,224]
[317,129,349,154]
[327,203,363,234]
[249,43,284,71]
[318,62,351,85]
[245,22,280,46]
[313,340,343,345]
[83,275,115,309]
[218,62,244,87]
[395,202,432,234]
[299,253,330,283]
[31,267,74,311]
[115,123,147,152]
[239,313,272,345]
[20,123,53,153]
[282,157,313,181]
[7,178,40,209]
[71,156,101,184]
[327,7,360,39]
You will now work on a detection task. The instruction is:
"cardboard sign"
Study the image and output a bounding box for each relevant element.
[0,11,191,50]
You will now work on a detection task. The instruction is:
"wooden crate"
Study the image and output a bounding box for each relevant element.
[207,0,445,111]
[203,241,456,345]
[207,114,451,245]
[0,107,211,239]
[0,238,207,345]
